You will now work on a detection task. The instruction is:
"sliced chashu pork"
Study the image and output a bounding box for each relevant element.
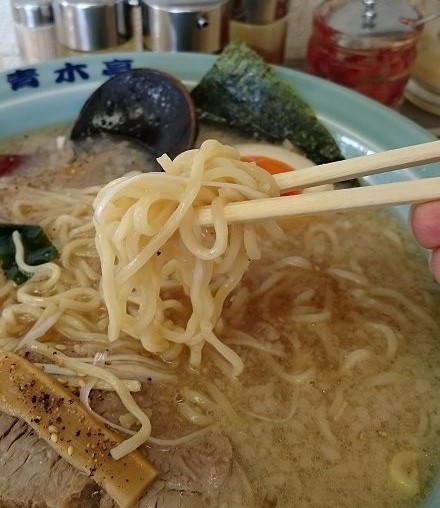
[0,413,98,508]
[0,412,251,508]
[0,352,252,507]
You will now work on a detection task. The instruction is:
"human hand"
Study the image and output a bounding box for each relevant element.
[410,201,440,283]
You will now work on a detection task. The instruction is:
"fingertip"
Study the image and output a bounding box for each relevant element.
[430,248,440,284]
[411,201,440,249]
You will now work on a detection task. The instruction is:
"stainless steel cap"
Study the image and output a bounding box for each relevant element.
[324,0,422,36]
[53,0,132,51]
[11,0,55,28]
[141,0,230,53]
[231,0,289,25]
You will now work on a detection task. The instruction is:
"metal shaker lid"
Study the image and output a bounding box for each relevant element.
[141,0,230,53]
[324,0,422,36]
[11,0,55,28]
[231,0,290,25]
[53,0,132,51]
[142,0,228,8]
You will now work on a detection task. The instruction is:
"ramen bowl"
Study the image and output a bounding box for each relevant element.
[1,52,440,508]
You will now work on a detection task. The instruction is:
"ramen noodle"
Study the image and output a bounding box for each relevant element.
[0,128,440,507]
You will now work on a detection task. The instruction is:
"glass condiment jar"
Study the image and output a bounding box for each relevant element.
[406,0,440,115]
[284,0,320,65]
[11,0,60,63]
[230,0,290,64]
[306,0,424,107]
[53,0,135,55]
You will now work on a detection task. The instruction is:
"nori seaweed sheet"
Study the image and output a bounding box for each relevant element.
[191,41,344,165]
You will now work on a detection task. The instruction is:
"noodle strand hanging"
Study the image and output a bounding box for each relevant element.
[93,140,280,375]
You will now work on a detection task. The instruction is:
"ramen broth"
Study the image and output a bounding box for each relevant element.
[1,125,440,508]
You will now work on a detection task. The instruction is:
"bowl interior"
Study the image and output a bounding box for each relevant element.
[1,51,439,506]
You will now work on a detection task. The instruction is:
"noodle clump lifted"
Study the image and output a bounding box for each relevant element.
[0,139,280,457]
[94,139,281,376]
[2,135,440,504]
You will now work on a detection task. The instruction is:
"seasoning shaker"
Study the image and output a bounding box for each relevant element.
[230,0,291,63]
[140,0,231,53]
[11,0,60,63]
[53,0,135,55]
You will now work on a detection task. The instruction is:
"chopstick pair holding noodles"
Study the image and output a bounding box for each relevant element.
[196,140,440,226]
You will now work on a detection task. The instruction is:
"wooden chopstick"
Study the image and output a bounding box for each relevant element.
[274,140,440,192]
[196,176,440,226]
[195,140,440,226]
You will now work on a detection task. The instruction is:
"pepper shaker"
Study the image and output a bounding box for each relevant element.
[53,0,135,55]
[140,0,231,53]
[11,0,60,63]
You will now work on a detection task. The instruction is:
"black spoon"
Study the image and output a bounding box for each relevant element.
[0,69,198,179]
[70,68,198,163]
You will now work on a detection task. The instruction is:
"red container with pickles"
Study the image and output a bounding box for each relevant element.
[306,0,423,108]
